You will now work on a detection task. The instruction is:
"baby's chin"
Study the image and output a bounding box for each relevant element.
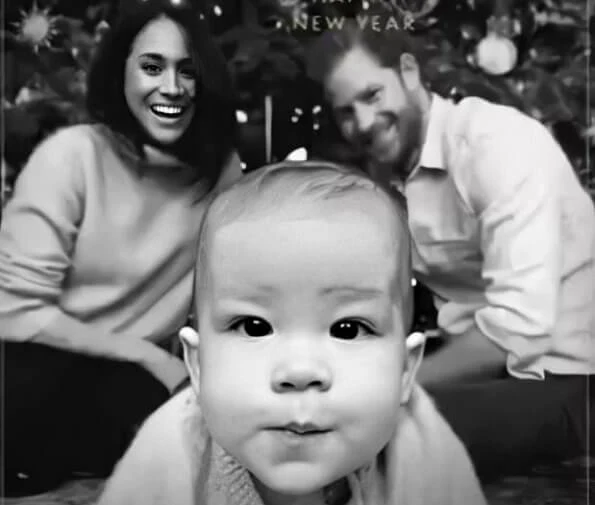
[251,460,348,499]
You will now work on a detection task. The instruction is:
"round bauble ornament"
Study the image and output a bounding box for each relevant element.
[476,33,518,75]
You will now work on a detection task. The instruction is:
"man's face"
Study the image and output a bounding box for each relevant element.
[195,199,413,502]
[325,47,423,172]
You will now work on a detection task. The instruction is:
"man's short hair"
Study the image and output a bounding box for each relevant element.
[195,160,414,331]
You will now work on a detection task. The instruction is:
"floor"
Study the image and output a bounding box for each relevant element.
[2,458,592,505]
[483,457,593,505]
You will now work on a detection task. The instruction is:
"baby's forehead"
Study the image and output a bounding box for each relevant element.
[212,186,400,233]
[202,200,406,284]
[208,193,401,254]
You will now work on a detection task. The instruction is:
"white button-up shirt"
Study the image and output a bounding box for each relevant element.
[400,93,595,379]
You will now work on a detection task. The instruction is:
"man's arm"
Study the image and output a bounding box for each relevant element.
[420,116,566,385]
[417,327,507,388]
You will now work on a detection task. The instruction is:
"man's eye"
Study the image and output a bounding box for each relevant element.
[364,89,381,103]
[230,317,273,337]
[330,319,375,340]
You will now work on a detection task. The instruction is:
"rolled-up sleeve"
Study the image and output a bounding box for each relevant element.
[0,130,84,339]
[0,129,170,367]
[466,123,563,379]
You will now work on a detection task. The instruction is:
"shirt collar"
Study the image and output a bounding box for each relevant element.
[416,92,452,172]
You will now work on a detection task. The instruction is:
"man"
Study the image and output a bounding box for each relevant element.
[306,19,595,481]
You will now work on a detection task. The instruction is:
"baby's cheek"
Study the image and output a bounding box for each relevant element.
[339,355,403,418]
[200,379,244,434]
[200,358,262,418]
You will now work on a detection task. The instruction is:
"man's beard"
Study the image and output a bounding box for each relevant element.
[374,103,423,180]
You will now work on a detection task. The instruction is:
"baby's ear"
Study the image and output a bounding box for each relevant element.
[400,331,426,404]
[179,327,200,394]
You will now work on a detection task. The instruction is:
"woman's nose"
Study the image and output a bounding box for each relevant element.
[159,69,183,97]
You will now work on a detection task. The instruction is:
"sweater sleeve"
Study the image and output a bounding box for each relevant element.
[0,127,179,374]
[97,389,198,505]
[388,386,487,505]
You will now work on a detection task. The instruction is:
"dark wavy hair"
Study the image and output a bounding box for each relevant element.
[86,0,237,189]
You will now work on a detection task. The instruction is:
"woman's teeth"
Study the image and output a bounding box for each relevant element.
[150,104,184,118]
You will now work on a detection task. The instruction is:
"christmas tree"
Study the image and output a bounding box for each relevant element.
[2,0,593,205]
[257,0,593,190]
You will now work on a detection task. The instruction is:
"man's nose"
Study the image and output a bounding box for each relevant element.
[353,104,375,134]
[271,351,332,393]
[159,69,183,97]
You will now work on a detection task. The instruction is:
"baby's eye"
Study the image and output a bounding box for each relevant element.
[230,317,273,337]
[330,319,375,340]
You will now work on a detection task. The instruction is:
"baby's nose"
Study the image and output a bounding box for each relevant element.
[271,357,332,393]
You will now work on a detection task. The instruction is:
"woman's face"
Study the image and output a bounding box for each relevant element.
[124,15,197,146]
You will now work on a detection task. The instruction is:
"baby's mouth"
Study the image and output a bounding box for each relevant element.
[150,104,187,119]
[277,422,331,436]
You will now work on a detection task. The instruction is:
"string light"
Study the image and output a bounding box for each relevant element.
[213,4,222,16]
[312,105,322,131]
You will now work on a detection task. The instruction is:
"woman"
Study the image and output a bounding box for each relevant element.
[0,0,242,496]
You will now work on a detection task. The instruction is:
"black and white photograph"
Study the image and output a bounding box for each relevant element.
[1,0,594,503]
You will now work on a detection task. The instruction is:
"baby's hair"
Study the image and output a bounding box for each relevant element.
[196,160,414,331]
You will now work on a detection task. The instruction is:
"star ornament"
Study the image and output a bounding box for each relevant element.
[13,1,60,53]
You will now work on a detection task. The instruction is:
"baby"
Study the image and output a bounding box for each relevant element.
[97,161,487,505]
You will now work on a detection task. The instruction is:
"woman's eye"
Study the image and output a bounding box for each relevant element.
[179,67,197,80]
[330,319,374,340]
[142,63,162,75]
[231,317,272,337]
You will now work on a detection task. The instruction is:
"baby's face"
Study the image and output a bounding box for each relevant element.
[196,200,410,502]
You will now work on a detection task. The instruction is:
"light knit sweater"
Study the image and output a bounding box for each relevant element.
[97,385,487,505]
[0,124,241,385]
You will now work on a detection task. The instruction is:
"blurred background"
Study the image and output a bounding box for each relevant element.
[2,0,593,208]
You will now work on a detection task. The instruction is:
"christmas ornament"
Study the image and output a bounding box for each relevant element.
[475,33,517,74]
[13,1,60,53]
[475,15,519,75]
